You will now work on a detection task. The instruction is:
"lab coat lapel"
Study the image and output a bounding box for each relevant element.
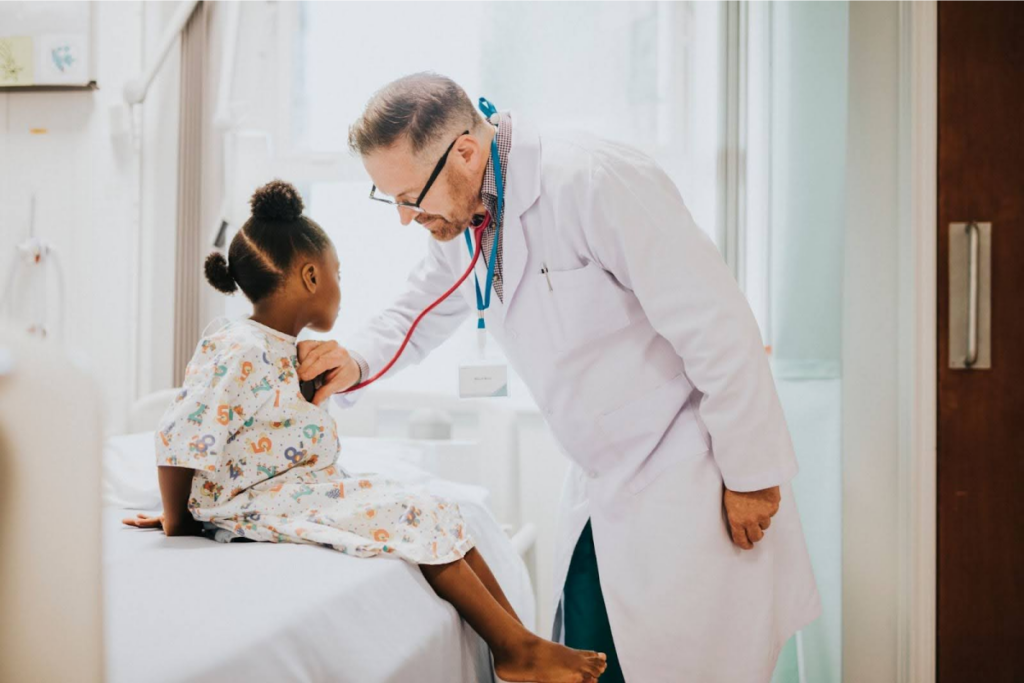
[497,112,541,322]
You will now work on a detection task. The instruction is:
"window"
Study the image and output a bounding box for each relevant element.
[280,1,723,399]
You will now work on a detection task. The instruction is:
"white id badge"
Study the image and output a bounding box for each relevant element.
[459,329,509,398]
[459,362,509,398]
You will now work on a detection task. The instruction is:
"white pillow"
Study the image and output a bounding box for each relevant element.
[103,431,161,510]
[101,432,492,512]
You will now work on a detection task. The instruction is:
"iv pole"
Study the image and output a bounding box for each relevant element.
[0,194,67,341]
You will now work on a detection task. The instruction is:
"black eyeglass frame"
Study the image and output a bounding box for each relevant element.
[368,130,470,213]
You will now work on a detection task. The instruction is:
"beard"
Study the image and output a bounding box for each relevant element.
[415,174,482,242]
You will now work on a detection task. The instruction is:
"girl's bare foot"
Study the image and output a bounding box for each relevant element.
[494,635,607,683]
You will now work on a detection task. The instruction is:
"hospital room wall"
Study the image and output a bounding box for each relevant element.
[137,0,185,415]
[0,1,146,435]
[0,1,232,434]
[842,2,904,682]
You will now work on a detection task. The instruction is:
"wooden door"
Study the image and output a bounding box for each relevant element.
[937,3,1024,682]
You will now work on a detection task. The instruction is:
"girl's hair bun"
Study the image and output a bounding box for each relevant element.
[204,252,238,293]
[250,179,304,222]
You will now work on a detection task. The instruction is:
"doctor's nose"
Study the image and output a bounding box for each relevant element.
[397,206,417,226]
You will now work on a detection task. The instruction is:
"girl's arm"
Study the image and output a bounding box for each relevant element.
[122,465,201,536]
[142,345,273,535]
[158,465,202,536]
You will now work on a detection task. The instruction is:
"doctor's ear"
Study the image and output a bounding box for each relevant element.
[454,133,485,170]
[301,263,318,292]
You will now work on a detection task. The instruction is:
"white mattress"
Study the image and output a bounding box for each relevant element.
[103,437,535,683]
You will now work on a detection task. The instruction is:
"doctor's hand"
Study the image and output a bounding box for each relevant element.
[297,340,361,406]
[723,485,781,550]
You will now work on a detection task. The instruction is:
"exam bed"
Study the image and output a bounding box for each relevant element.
[103,431,536,683]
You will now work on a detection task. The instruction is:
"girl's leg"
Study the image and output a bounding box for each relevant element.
[464,547,522,625]
[421,558,607,683]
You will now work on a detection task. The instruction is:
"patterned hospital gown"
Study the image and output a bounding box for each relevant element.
[155,317,475,565]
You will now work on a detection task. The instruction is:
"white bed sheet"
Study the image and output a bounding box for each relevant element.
[104,436,535,683]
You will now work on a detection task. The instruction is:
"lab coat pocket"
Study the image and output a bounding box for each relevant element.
[597,373,710,495]
[543,262,632,351]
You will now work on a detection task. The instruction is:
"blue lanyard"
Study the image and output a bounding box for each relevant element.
[463,98,504,330]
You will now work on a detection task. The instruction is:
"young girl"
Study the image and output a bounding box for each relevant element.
[123,180,607,683]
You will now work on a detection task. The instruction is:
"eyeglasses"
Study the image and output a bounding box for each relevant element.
[369,130,470,214]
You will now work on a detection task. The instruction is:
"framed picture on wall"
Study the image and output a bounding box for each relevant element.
[0,2,94,89]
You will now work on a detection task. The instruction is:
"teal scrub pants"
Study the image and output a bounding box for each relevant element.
[563,521,626,682]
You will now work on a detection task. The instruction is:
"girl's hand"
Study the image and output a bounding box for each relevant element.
[122,512,200,537]
[122,512,164,530]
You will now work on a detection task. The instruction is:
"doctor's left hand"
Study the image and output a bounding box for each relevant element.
[723,485,781,550]
[297,340,361,406]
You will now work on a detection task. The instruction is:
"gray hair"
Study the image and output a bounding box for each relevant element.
[348,73,484,158]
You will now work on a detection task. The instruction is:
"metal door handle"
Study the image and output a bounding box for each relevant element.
[965,222,980,367]
[949,221,991,370]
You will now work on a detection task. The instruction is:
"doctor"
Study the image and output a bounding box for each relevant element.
[298,73,820,682]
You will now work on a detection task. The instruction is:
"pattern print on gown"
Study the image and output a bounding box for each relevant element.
[155,318,474,564]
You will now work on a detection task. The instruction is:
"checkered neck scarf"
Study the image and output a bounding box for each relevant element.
[477,113,512,302]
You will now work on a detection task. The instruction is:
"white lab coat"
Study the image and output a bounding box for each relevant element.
[338,113,820,682]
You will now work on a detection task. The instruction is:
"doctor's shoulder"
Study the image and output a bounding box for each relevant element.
[533,130,604,209]
[538,129,666,197]
[541,127,660,169]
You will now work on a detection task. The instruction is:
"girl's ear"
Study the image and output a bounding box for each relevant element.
[301,262,318,293]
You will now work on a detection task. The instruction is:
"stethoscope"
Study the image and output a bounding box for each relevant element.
[337,98,504,395]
